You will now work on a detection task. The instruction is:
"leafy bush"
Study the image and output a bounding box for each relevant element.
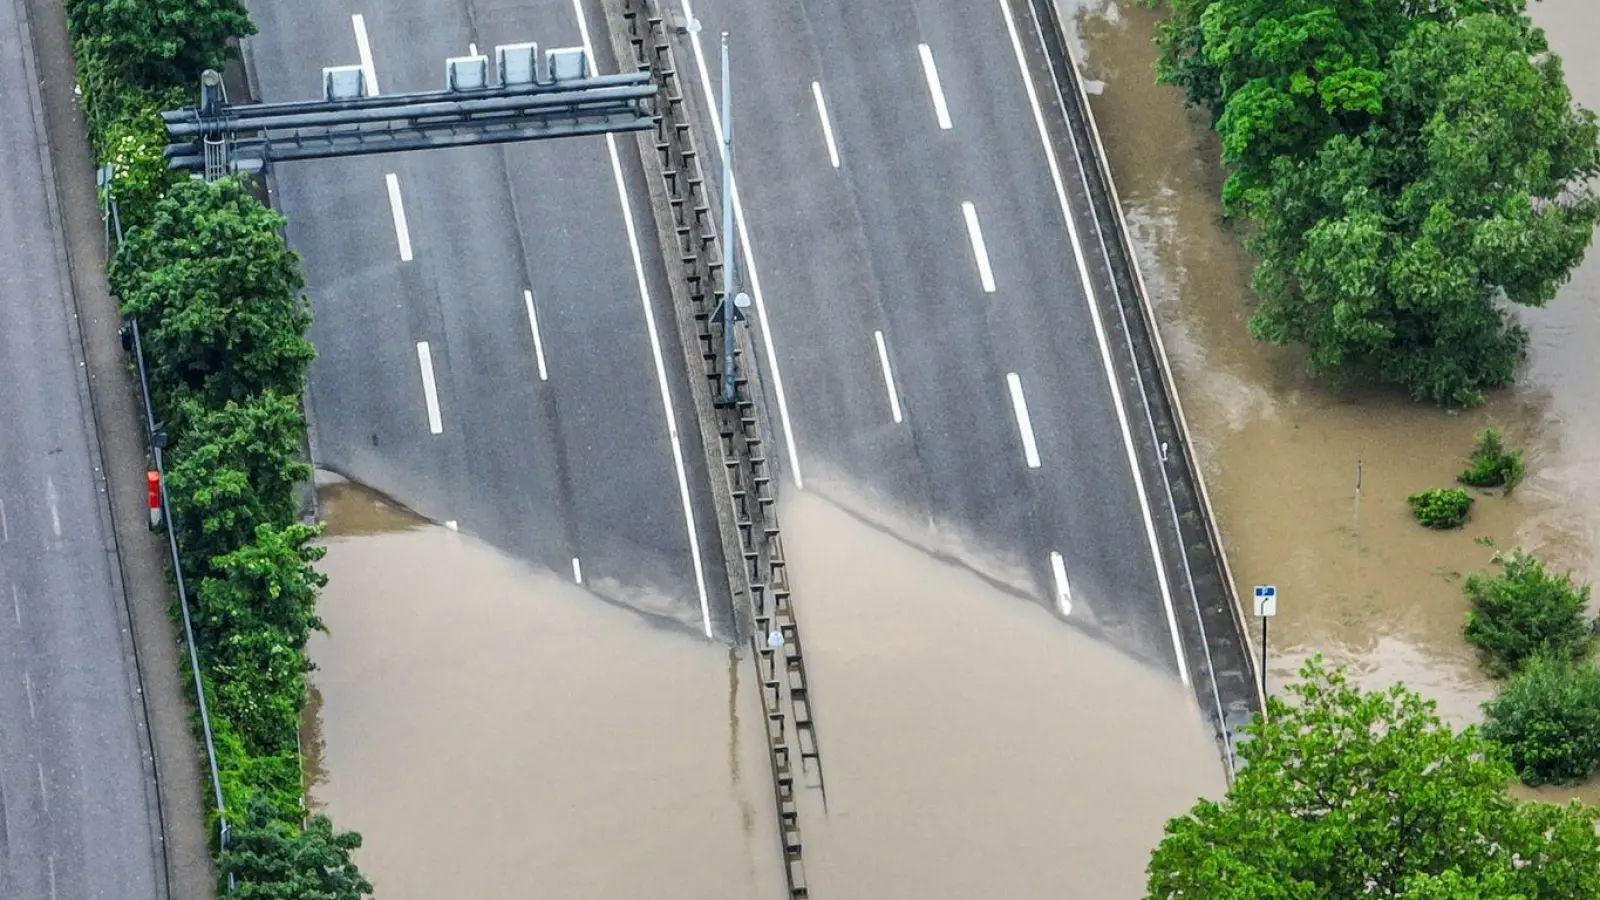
[1457,428,1525,492]
[100,94,189,233]
[1407,487,1473,529]
[1464,549,1596,678]
[65,0,255,91]
[221,795,373,900]
[198,523,327,755]
[110,178,315,412]
[163,393,310,574]
[210,711,303,825]
[1482,655,1600,786]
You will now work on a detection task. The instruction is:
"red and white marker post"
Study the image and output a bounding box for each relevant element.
[146,470,162,529]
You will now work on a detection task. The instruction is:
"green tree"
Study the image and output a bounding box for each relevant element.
[1245,13,1600,405]
[110,178,314,413]
[220,794,373,900]
[64,0,256,90]
[195,521,327,647]
[163,392,309,573]
[196,522,327,755]
[1464,549,1595,677]
[1191,0,1395,210]
[1146,657,1600,899]
[1150,0,1528,208]
[1482,655,1600,786]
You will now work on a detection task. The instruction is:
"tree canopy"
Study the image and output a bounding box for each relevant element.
[110,177,314,413]
[163,392,310,574]
[198,522,328,756]
[65,0,255,90]
[1146,657,1600,899]
[1151,0,1600,405]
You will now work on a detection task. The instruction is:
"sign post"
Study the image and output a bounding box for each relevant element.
[1252,585,1277,699]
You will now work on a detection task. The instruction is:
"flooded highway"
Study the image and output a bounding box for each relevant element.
[779,489,1222,897]
[307,477,1221,897]
[300,0,1600,894]
[304,478,785,899]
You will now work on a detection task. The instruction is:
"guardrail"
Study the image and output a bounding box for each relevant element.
[101,187,235,892]
[1025,0,1264,771]
[605,2,826,896]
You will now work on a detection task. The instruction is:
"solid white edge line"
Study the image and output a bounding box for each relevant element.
[1005,372,1042,468]
[680,0,805,490]
[916,43,954,130]
[961,201,998,293]
[572,557,584,584]
[997,0,1190,687]
[573,0,715,639]
[352,14,381,96]
[872,330,904,424]
[523,289,549,381]
[1049,550,1072,615]
[415,341,444,434]
[384,173,413,261]
[811,81,841,169]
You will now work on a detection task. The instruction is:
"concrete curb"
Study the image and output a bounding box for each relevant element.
[17,0,220,895]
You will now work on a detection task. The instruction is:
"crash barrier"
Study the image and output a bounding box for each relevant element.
[1026,0,1264,771]
[604,1,825,896]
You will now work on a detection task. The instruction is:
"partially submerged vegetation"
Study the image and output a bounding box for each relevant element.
[1458,428,1525,492]
[1150,0,1600,406]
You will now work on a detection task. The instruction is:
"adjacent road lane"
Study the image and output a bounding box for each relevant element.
[0,0,165,892]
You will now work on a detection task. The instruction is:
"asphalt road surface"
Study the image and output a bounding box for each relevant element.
[244,0,731,637]
[0,0,165,894]
[670,0,1191,671]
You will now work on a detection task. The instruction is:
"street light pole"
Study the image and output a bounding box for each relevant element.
[719,31,739,405]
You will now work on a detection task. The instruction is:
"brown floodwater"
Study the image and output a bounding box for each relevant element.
[304,478,786,899]
[779,488,1225,898]
[1067,0,1600,749]
[306,477,1222,898]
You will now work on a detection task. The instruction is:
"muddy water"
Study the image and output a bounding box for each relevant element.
[1067,0,1599,728]
[780,489,1225,897]
[304,479,786,899]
